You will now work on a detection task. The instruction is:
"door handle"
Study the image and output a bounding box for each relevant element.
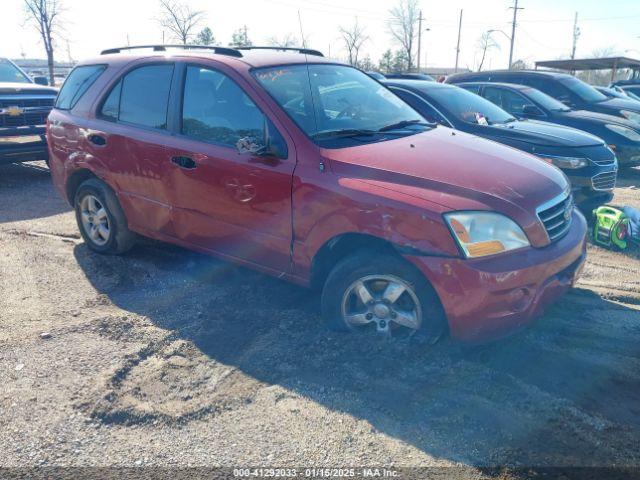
[88,133,107,146]
[171,155,197,169]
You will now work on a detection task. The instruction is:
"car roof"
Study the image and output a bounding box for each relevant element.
[383,79,455,91]
[77,47,340,70]
[455,81,534,91]
[448,69,573,81]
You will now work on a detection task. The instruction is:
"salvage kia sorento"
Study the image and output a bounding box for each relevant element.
[47,45,588,343]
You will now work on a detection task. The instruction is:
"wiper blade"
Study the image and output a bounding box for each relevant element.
[378,119,432,132]
[311,129,377,139]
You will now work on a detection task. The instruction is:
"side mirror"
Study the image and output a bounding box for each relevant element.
[559,98,575,108]
[522,105,544,117]
[33,76,49,86]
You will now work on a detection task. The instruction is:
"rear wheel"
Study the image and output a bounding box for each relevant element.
[321,252,447,343]
[74,178,136,254]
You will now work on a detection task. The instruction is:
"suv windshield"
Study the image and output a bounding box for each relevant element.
[522,87,570,112]
[559,76,608,103]
[254,64,430,146]
[0,58,31,84]
[426,86,515,125]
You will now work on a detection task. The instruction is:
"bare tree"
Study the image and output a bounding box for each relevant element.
[267,33,298,48]
[24,0,63,86]
[476,32,500,71]
[338,19,369,66]
[387,0,420,70]
[158,0,204,46]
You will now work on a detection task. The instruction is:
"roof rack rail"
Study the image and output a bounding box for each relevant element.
[100,44,243,58]
[236,46,324,57]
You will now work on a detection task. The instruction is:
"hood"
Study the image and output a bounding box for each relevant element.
[0,82,58,95]
[597,97,640,113]
[562,109,640,130]
[323,126,569,219]
[485,119,604,147]
[557,110,638,131]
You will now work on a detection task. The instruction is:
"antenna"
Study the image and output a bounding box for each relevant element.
[298,10,307,49]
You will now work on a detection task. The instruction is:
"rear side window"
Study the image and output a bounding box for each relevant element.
[55,65,106,110]
[99,64,174,129]
[461,84,481,94]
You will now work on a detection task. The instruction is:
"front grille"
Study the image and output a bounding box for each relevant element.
[0,98,54,108]
[590,157,617,166]
[582,145,617,166]
[0,97,55,128]
[537,193,573,242]
[591,170,617,191]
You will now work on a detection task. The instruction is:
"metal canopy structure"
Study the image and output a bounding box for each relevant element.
[535,57,640,82]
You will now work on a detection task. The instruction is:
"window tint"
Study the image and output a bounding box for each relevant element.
[521,87,570,111]
[55,65,106,110]
[523,77,574,104]
[100,80,121,121]
[101,64,174,129]
[461,84,481,94]
[392,88,445,124]
[559,76,607,103]
[0,58,30,83]
[182,66,286,155]
[484,86,533,115]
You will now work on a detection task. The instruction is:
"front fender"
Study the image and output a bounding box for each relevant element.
[291,176,460,281]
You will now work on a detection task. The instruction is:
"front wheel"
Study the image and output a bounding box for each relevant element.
[321,252,448,343]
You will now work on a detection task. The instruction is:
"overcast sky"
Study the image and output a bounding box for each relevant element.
[3,0,640,69]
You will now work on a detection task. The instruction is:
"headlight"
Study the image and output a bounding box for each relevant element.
[620,110,640,124]
[605,123,640,142]
[537,154,588,169]
[444,212,530,258]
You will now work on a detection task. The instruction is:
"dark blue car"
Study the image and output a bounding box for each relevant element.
[455,82,640,168]
[384,80,618,208]
[446,70,640,128]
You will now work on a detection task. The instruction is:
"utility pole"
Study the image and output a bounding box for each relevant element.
[454,9,463,72]
[570,12,580,60]
[417,10,424,72]
[508,0,524,69]
[243,25,248,46]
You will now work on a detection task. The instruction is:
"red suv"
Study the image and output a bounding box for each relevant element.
[48,45,587,343]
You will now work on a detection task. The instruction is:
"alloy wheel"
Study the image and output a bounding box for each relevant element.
[79,194,111,246]
[341,274,422,337]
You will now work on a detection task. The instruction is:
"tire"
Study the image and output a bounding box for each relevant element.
[321,251,448,344]
[74,178,136,254]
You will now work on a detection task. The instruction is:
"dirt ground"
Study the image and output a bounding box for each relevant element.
[1,161,639,476]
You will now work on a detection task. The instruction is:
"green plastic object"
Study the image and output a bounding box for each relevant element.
[592,206,629,250]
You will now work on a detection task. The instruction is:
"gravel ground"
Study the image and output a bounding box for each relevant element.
[1,161,639,477]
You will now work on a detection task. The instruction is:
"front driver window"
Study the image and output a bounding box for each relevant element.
[182,66,286,156]
[485,87,533,116]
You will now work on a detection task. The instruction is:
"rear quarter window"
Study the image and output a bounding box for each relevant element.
[55,65,106,110]
[98,64,174,130]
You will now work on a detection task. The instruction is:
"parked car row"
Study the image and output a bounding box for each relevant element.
[383,80,618,210]
[45,45,589,345]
